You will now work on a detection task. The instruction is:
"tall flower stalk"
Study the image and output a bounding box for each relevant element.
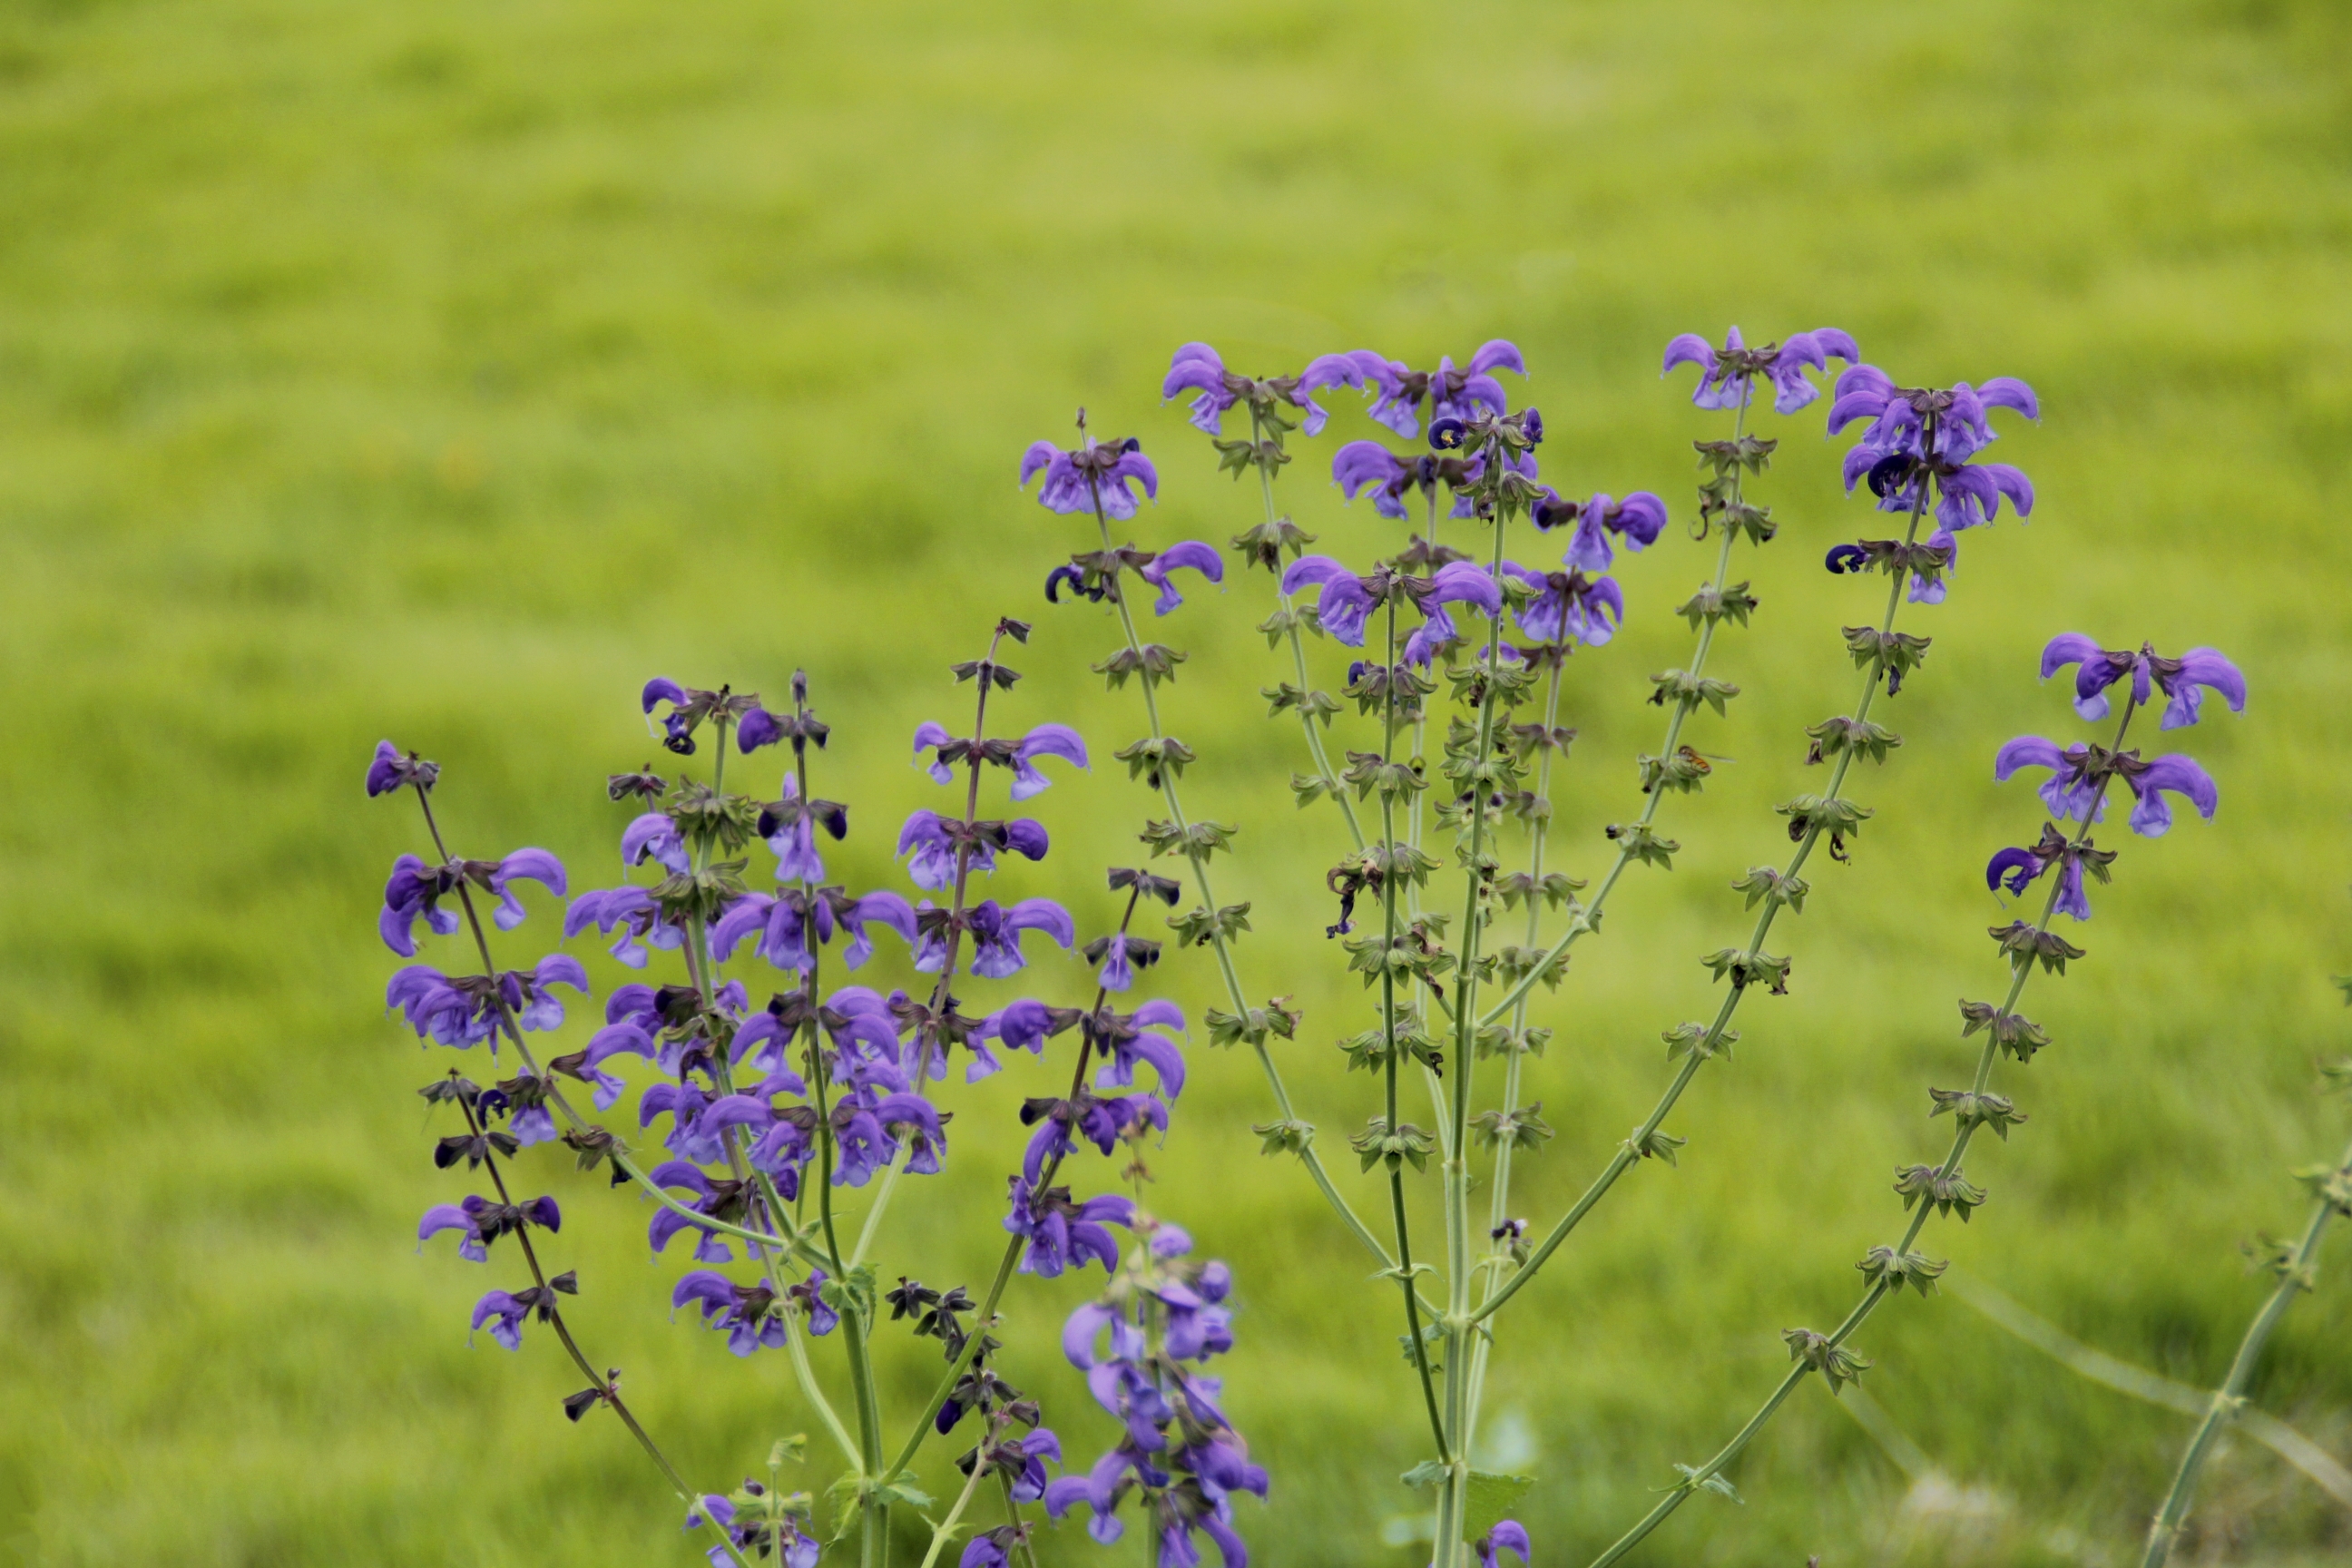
[1032,411,1405,1277]
[369,746,765,1568]
[2142,955,2343,1565]
[1579,627,2241,1566]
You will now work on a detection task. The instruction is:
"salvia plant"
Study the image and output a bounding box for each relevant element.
[368,320,2267,1567]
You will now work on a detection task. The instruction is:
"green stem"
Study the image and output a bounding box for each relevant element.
[1473,490,1931,1328]
[2142,1125,2352,1566]
[1582,700,2140,1568]
[1434,486,1514,1568]
[1462,638,1566,1453]
[1086,482,1401,1275]
[916,1453,992,1568]
[1473,402,1759,1033]
[1379,591,1450,1460]
[1250,407,1365,851]
[407,788,759,1568]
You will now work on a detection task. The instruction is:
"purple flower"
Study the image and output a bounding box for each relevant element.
[379,855,463,957]
[1503,562,1623,647]
[1994,738,2220,838]
[487,848,566,932]
[1985,833,2095,922]
[1138,542,1225,615]
[918,897,1077,978]
[563,886,687,968]
[470,1289,533,1350]
[1022,438,1159,520]
[1475,1522,1531,1568]
[1534,489,1667,573]
[417,1201,490,1262]
[671,1270,788,1357]
[896,810,1050,891]
[1004,1178,1133,1277]
[366,740,438,798]
[1663,326,1859,414]
[735,706,785,752]
[1012,724,1089,799]
[1162,344,1389,436]
[1363,342,1526,439]
[2039,635,2247,730]
[622,812,690,875]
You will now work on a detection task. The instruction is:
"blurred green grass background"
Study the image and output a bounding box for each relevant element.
[2,0,2350,1563]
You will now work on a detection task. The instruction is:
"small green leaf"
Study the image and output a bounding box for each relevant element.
[1462,1470,1536,1538]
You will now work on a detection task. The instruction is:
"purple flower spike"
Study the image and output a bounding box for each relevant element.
[1476,1522,1532,1568]
[1022,437,1160,520]
[1011,723,1090,800]
[1139,541,1225,615]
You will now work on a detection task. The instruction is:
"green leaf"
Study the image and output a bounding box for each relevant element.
[1399,1459,1448,1490]
[1462,1470,1536,1538]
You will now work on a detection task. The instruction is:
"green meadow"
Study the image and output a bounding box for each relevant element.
[3,0,2350,1563]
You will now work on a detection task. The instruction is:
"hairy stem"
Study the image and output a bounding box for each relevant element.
[407,788,758,1568]
[1474,403,1758,1032]
[1086,484,1401,1275]
[1475,468,1936,1327]
[2142,1123,2352,1566]
[1380,592,1450,1460]
[1250,407,1365,851]
[1583,701,2139,1568]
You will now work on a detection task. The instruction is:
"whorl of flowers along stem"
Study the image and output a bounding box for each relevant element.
[368,748,761,1568]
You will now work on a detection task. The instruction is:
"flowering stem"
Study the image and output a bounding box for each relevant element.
[1431,488,1516,1568]
[916,1446,993,1568]
[1251,407,1364,851]
[406,788,759,1568]
[1581,701,2140,1568]
[1473,404,1758,1033]
[1381,592,1451,1462]
[1473,493,1931,1329]
[2141,1124,2352,1566]
[996,1473,1044,1568]
[1086,494,1402,1277]
[1461,636,1566,1449]
[854,631,1012,1278]
[875,891,1144,1493]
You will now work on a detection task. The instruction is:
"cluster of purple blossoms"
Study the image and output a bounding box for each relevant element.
[1985,635,2246,916]
[1022,436,1160,520]
[686,1490,820,1568]
[1045,1222,1266,1567]
[1828,362,2040,603]
[1661,325,1858,414]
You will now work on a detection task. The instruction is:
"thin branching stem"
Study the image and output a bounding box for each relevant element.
[1582,700,2141,1568]
[406,786,760,1568]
